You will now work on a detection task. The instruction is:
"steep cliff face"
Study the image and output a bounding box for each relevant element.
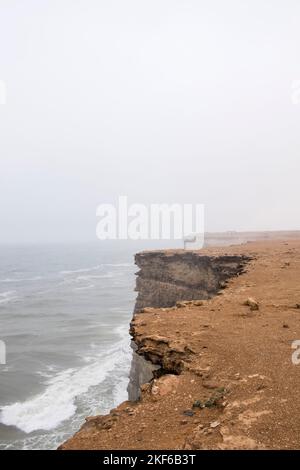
[127,343,160,401]
[134,250,251,313]
[128,250,252,399]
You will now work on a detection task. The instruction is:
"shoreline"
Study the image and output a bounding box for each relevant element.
[60,238,300,450]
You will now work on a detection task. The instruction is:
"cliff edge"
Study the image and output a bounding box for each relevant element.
[134,250,250,313]
[60,239,300,450]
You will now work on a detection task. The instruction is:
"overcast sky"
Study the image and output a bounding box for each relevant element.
[0,0,300,243]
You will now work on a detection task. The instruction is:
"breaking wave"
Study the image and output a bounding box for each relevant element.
[0,325,131,433]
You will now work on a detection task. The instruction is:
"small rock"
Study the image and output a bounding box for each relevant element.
[283,323,289,328]
[151,375,179,397]
[192,366,211,378]
[193,300,203,306]
[176,301,188,308]
[210,421,220,428]
[203,380,219,390]
[244,298,259,311]
[125,407,135,415]
[141,383,151,393]
[183,409,194,417]
[102,422,112,430]
[257,383,267,391]
[85,416,95,422]
[192,400,203,409]
[180,419,188,425]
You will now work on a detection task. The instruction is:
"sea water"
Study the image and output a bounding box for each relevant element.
[0,243,136,449]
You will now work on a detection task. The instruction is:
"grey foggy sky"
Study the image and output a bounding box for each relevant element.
[0,0,300,243]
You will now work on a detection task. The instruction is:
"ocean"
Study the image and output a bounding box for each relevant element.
[0,243,137,450]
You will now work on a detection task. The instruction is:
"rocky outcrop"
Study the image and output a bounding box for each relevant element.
[127,342,160,401]
[127,250,252,400]
[134,250,251,313]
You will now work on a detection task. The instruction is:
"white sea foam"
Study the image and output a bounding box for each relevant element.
[76,273,113,281]
[73,284,95,291]
[103,263,133,268]
[60,272,113,287]
[0,291,18,304]
[0,326,131,433]
[0,276,42,283]
[36,365,61,379]
[60,265,102,275]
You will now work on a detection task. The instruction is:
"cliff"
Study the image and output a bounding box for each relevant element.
[60,239,300,450]
[134,250,250,313]
[128,250,250,399]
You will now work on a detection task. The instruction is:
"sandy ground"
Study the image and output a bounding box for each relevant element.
[61,239,300,450]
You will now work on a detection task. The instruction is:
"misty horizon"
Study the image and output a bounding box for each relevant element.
[1,0,300,244]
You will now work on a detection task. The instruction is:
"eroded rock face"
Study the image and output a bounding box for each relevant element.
[127,342,160,401]
[127,330,189,400]
[134,251,251,313]
[128,250,252,400]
